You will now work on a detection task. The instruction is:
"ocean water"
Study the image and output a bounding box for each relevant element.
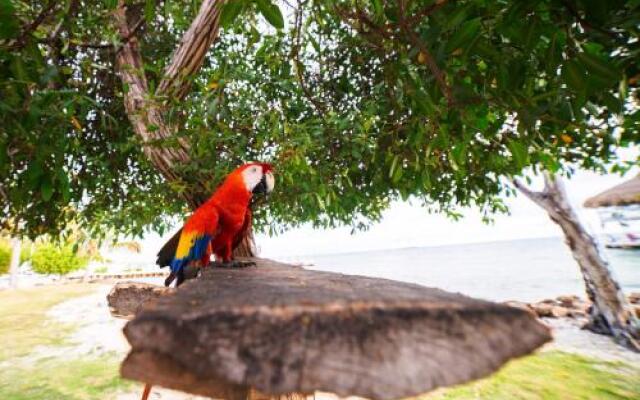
[284,237,640,302]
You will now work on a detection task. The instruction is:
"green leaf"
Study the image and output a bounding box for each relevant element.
[561,60,587,92]
[57,169,71,202]
[314,193,325,210]
[576,51,621,84]
[389,155,399,179]
[0,0,19,39]
[371,0,384,20]
[392,164,403,184]
[41,179,53,201]
[144,0,155,22]
[508,141,529,168]
[256,0,284,29]
[10,57,28,82]
[446,18,481,53]
[413,88,436,114]
[445,6,470,30]
[0,140,6,167]
[602,92,623,114]
[309,35,320,52]
[371,0,384,22]
[451,144,467,173]
[25,162,43,190]
[220,0,245,28]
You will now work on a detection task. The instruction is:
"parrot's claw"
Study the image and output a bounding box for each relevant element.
[209,260,256,269]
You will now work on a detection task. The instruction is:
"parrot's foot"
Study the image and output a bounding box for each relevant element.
[209,260,256,269]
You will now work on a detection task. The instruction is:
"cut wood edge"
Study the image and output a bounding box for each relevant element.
[107,281,174,319]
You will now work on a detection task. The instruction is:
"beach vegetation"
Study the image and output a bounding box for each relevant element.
[0,240,10,274]
[29,242,88,275]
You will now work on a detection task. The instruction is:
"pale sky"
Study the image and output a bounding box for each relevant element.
[134,149,638,261]
[256,167,638,258]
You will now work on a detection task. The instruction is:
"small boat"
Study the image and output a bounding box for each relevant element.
[597,209,640,248]
[584,174,640,250]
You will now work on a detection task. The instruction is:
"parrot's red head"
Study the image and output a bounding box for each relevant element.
[230,162,275,195]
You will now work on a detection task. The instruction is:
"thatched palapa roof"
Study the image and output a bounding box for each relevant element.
[584,173,640,208]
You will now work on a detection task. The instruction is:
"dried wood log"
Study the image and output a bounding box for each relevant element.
[514,173,640,350]
[119,258,551,400]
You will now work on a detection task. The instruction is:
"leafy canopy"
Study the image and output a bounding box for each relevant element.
[1,0,639,239]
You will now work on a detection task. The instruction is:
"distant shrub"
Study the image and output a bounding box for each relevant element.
[31,243,88,275]
[20,241,34,265]
[94,265,108,274]
[0,242,10,275]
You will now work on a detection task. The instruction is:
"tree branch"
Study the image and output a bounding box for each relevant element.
[156,0,224,100]
[113,0,224,200]
[397,0,453,107]
[46,0,79,45]
[404,27,453,107]
[114,1,190,184]
[4,1,59,49]
[38,17,145,50]
[404,0,451,26]
[560,0,619,39]
[291,0,327,114]
[517,171,640,350]
[113,0,256,254]
[512,178,551,210]
[336,2,454,107]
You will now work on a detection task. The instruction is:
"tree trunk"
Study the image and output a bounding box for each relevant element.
[9,238,20,288]
[514,173,640,351]
[232,228,257,257]
[113,0,255,256]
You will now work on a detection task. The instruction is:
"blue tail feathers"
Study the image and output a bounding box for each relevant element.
[169,234,212,274]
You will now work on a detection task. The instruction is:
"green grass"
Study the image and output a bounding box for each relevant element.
[425,351,640,400]
[0,284,133,399]
[0,284,94,361]
[0,354,131,400]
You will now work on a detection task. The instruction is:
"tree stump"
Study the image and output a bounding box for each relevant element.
[111,258,551,400]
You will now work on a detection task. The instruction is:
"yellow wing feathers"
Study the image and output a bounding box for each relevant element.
[175,230,200,259]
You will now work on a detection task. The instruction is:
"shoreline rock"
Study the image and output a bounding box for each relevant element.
[504,292,640,320]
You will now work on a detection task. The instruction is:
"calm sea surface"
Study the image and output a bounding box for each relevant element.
[283,237,640,302]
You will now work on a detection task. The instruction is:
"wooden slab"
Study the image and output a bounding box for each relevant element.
[119,258,551,400]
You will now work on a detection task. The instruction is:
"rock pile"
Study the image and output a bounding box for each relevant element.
[504,292,640,320]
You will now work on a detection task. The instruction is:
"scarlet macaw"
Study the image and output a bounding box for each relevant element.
[156,162,274,286]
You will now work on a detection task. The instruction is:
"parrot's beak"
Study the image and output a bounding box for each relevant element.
[265,171,275,193]
[252,171,275,196]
